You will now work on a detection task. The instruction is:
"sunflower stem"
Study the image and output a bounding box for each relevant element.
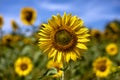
[21,76,25,80]
[61,71,64,80]
[0,28,3,58]
[61,62,66,80]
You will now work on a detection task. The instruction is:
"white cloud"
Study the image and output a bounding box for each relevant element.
[39,2,71,11]
[75,1,120,23]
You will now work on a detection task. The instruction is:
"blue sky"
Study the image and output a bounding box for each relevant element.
[0,0,120,33]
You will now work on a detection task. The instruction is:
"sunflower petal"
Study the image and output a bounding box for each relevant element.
[76,28,89,34]
[72,20,84,30]
[48,48,56,58]
[53,51,58,62]
[76,43,88,50]
[57,52,62,62]
[78,34,90,38]
[78,38,90,42]
[66,53,71,62]
[73,48,81,57]
[70,16,76,27]
[71,52,77,61]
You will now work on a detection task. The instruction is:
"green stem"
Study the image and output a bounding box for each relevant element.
[61,71,64,80]
[0,28,3,57]
[21,76,25,80]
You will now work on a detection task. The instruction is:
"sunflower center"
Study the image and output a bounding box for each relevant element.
[52,29,77,51]
[55,30,72,45]
[97,60,107,72]
[99,65,106,72]
[7,38,11,42]
[25,11,32,22]
[20,63,28,71]
[110,48,115,51]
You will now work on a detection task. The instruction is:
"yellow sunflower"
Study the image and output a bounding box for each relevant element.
[2,34,13,46]
[14,57,33,76]
[0,15,4,29]
[47,60,63,78]
[109,22,119,33]
[38,12,90,63]
[105,43,118,56]
[11,20,19,31]
[90,29,102,39]
[20,7,37,25]
[93,57,112,78]
[2,34,21,46]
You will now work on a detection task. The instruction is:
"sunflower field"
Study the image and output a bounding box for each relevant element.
[0,7,120,80]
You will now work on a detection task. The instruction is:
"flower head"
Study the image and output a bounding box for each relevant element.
[106,43,118,56]
[2,34,21,46]
[93,57,112,78]
[90,29,102,39]
[47,60,63,78]
[11,20,19,31]
[0,15,4,29]
[20,7,37,25]
[38,13,90,62]
[14,57,33,76]
[2,34,13,46]
[109,22,119,33]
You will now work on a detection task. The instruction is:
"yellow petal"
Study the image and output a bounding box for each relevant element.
[57,13,62,24]
[57,52,62,62]
[78,34,90,38]
[76,28,89,34]
[39,38,51,42]
[53,51,58,62]
[43,45,52,53]
[77,38,90,42]
[72,20,83,30]
[62,12,67,25]
[52,15,61,26]
[48,48,57,58]
[65,14,72,25]
[66,53,71,62]
[76,43,87,50]
[73,48,80,57]
[71,52,77,61]
[70,16,76,27]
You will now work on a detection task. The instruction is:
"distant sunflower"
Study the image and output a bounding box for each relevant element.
[2,34,13,46]
[38,13,90,62]
[20,7,37,25]
[2,34,21,46]
[109,22,119,33]
[11,20,19,31]
[0,15,4,29]
[14,57,33,76]
[106,43,118,56]
[93,57,112,78]
[47,60,63,78]
[90,29,102,39]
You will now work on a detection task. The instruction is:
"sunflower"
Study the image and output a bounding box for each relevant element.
[93,57,112,78]
[90,29,102,40]
[11,20,19,31]
[0,15,4,29]
[2,34,13,46]
[109,22,119,33]
[47,60,63,78]
[20,7,37,25]
[105,43,118,56]
[38,13,90,62]
[14,57,33,76]
[2,34,21,46]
